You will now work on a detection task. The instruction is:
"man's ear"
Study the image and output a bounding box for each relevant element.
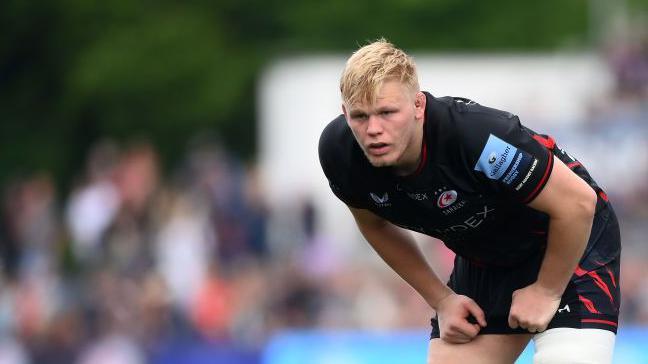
[415,92,426,120]
[342,103,352,123]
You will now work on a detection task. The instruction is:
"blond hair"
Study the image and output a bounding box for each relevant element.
[340,39,419,107]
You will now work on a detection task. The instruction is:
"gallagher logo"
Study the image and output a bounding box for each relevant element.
[437,190,458,208]
[488,152,497,164]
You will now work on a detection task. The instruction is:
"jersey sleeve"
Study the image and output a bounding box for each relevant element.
[318,116,368,209]
[454,102,554,203]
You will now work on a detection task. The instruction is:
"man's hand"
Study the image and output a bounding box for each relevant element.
[508,283,561,333]
[436,293,487,344]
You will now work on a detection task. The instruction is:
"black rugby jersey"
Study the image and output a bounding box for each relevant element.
[319,92,615,266]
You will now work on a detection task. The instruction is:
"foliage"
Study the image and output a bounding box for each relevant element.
[0,0,601,185]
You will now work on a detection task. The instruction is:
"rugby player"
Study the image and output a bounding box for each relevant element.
[318,39,621,363]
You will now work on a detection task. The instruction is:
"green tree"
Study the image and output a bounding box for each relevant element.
[0,0,603,187]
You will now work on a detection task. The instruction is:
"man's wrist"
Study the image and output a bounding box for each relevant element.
[534,279,565,299]
[429,288,455,310]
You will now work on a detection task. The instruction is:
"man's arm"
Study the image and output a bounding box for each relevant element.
[349,206,486,343]
[508,155,597,332]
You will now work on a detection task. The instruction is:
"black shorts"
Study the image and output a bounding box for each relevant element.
[431,204,621,338]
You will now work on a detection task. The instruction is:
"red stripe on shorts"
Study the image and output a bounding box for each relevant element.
[578,295,600,314]
[574,265,588,277]
[605,266,617,288]
[587,270,615,305]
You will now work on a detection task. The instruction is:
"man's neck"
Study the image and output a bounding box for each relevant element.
[393,124,425,177]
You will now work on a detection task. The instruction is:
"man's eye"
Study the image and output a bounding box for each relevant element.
[380,110,394,116]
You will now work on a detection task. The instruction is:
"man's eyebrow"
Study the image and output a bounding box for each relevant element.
[349,110,368,118]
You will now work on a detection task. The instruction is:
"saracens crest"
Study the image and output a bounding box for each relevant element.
[437,190,458,208]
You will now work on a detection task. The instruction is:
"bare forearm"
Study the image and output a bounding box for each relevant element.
[536,213,593,296]
[527,157,597,298]
[357,222,453,309]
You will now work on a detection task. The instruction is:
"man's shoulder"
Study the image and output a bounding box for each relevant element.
[319,114,349,149]
[318,114,358,172]
[318,114,372,208]
[427,94,520,145]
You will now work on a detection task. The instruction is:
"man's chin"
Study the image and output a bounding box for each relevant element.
[366,155,394,168]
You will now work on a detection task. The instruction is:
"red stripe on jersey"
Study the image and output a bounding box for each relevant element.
[574,265,588,277]
[581,319,618,328]
[598,191,609,202]
[532,134,556,150]
[588,270,615,305]
[567,161,582,169]
[522,151,553,204]
[579,295,600,314]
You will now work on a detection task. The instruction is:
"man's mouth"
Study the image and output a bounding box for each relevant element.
[367,142,390,156]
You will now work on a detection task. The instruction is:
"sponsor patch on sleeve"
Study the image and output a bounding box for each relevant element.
[502,151,534,186]
[474,134,533,184]
[514,157,538,190]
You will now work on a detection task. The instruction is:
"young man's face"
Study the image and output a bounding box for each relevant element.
[343,80,426,171]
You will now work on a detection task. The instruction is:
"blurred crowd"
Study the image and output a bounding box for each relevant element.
[1,42,647,363]
[0,136,434,364]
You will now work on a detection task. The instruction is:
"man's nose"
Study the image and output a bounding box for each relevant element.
[366,115,383,136]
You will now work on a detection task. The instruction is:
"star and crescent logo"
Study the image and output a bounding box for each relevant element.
[437,190,458,208]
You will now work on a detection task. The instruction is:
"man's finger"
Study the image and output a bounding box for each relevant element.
[454,320,480,338]
[508,313,519,329]
[466,300,487,327]
[531,321,549,333]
